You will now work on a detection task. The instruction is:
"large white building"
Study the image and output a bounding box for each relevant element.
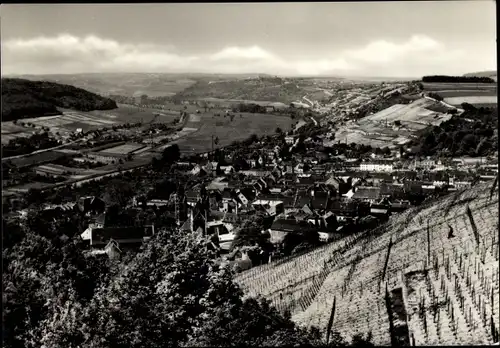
[359,160,394,172]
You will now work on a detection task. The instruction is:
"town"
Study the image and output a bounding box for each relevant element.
[4,90,497,270]
[2,2,498,347]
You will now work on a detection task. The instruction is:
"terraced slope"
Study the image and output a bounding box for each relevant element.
[236,181,499,345]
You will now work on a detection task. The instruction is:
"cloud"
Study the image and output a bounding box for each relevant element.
[1,33,492,77]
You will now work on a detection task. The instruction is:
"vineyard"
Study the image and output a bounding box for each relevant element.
[235,180,499,345]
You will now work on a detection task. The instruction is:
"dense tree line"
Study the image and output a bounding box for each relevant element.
[232,102,268,114]
[410,105,498,157]
[2,78,118,121]
[422,75,495,83]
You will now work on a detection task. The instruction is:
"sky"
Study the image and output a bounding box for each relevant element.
[1,2,496,77]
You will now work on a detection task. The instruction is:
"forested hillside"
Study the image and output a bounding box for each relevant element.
[1,78,118,121]
[422,75,495,83]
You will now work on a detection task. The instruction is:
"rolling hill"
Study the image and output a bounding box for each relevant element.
[1,78,118,121]
[464,71,497,81]
[236,180,499,345]
[7,73,273,98]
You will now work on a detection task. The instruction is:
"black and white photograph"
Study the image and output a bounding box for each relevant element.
[1,1,498,346]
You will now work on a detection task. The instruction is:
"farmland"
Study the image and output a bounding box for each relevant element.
[1,104,178,145]
[236,181,499,345]
[334,98,455,149]
[422,82,497,106]
[169,112,295,154]
[443,96,497,106]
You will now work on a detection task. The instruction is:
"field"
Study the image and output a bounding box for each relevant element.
[443,96,497,106]
[422,82,497,107]
[196,97,289,109]
[100,143,146,155]
[334,98,453,148]
[5,150,69,168]
[1,104,178,144]
[236,181,499,345]
[169,112,295,154]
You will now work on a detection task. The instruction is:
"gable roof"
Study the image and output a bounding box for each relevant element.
[352,187,381,200]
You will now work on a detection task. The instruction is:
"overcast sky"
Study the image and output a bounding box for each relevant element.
[1,2,496,77]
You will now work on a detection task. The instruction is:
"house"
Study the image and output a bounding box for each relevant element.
[380,183,406,200]
[202,161,219,175]
[365,172,393,186]
[190,165,207,176]
[248,159,257,168]
[234,189,250,205]
[390,200,411,213]
[203,220,236,251]
[226,249,253,272]
[370,202,391,216]
[206,177,229,191]
[220,165,235,175]
[269,219,312,246]
[294,163,306,174]
[86,240,122,260]
[80,224,155,250]
[86,151,129,164]
[307,191,333,212]
[146,199,170,207]
[185,186,203,207]
[285,135,296,145]
[325,176,351,195]
[252,199,284,216]
[220,190,244,214]
[350,187,381,204]
[359,159,394,172]
[253,177,268,192]
[239,170,271,177]
[77,196,106,216]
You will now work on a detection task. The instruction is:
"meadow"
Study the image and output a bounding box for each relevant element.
[422,82,497,107]
[443,96,497,106]
[169,111,295,154]
[1,104,178,144]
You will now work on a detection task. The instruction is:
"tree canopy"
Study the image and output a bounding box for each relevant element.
[2,78,117,121]
[6,213,366,347]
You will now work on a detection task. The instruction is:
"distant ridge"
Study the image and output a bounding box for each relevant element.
[463,70,497,81]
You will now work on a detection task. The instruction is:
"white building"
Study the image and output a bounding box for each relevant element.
[285,136,296,145]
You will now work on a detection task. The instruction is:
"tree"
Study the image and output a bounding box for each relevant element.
[34,229,323,347]
[162,144,180,163]
[102,179,134,207]
[275,127,283,134]
[231,214,272,254]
